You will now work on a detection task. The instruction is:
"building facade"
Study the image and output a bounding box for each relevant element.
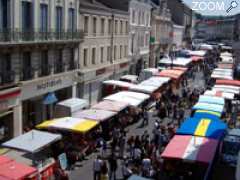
[0,0,83,139]
[77,0,130,105]
[149,0,173,67]
[172,24,184,49]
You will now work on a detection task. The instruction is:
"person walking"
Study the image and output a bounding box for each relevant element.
[122,162,132,180]
[119,134,126,158]
[100,161,108,180]
[93,155,103,180]
[108,154,118,180]
[141,108,149,127]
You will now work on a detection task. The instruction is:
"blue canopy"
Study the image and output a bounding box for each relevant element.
[176,117,227,139]
[192,102,224,114]
[194,110,222,120]
[198,95,225,105]
[43,92,58,105]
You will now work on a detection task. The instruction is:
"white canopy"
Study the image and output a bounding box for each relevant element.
[103,80,135,88]
[120,75,138,83]
[57,98,89,113]
[221,52,233,58]
[199,44,213,50]
[140,77,170,87]
[130,84,158,94]
[189,50,206,57]
[214,85,240,91]
[212,87,239,94]
[159,57,192,66]
[204,90,234,100]
[2,130,62,153]
[104,91,150,107]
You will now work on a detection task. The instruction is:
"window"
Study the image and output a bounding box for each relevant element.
[22,1,32,31]
[1,53,13,84]
[107,46,111,61]
[108,19,112,35]
[146,13,149,26]
[114,45,117,60]
[120,20,123,35]
[22,52,32,80]
[115,20,118,35]
[68,8,75,32]
[84,16,89,35]
[125,21,128,34]
[92,48,96,64]
[132,9,135,24]
[142,12,145,25]
[56,6,63,39]
[40,4,48,33]
[1,0,11,30]
[101,18,105,35]
[55,49,63,73]
[145,34,149,46]
[93,17,97,36]
[138,11,141,25]
[125,45,128,57]
[40,50,49,76]
[120,45,122,59]
[100,47,104,63]
[69,48,75,70]
[83,49,88,66]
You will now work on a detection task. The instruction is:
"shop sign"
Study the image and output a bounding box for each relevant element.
[21,73,74,100]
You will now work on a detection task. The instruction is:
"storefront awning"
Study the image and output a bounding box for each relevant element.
[2,130,62,153]
[176,117,226,139]
[43,92,58,105]
[161,135,219,164]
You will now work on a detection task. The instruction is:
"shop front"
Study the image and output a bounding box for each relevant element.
[0,87,21,141]
[20,72,75,130]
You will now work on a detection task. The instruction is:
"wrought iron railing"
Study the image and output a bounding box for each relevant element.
[0,29,84,43]
[21,67,34,81]
[54,63,65,74]
[0,71,15,85]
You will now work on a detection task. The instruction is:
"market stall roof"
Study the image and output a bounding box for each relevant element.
[0,156,12,165]
[216,79,240,87]
[0,159,37,180]
[128,175,151,180]
[161,135,219,164]
[192,102,224,114]
[217,63,233,69]
[191,56,204,62]
[91,100,129,112]
[73,109,117,122]
[213,85,240,94]
[189,50,207,57]
[213,68,233,73]
[214,85,240,91]
[159,57,192,66]
[36,117,99,133]
[220,52,233,57]
[140,77,170,87]
[130,84,159,94]
[156,69,185,80]
[212,87,239,94]
[171,67,188,72]
[199,44,214,50]
[120,75,138,83]
[103,80,135,89]
[211,73,233,80]
[198,95,225,105]
[104,91,150,107]
[2,130,62,153]
[194,110,221,119]
[204,90,234,100]
[57,98,89,113]
[176,117,227,139]
[221,56,233,63]
[228,129,240,137]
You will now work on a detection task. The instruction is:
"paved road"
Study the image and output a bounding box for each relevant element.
[69,71,205,180]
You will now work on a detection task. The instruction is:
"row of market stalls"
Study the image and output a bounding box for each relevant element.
[160,51,240,179]
[0,49,209,179]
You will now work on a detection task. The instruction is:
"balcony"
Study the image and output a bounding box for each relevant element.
[0,29,84,45]
[54,63,65,74]
[21,67,34,81]
[40,65,51,77]
[0,71,15,86]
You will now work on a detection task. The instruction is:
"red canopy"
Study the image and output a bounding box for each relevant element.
[191,56,204,62]
[216,79,240,87]
[155,69,184,80]
[0,160,37,180]
[0,156,12,165]
[217,63,233,69]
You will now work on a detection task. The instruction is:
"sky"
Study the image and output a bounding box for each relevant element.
[182,0,240,16]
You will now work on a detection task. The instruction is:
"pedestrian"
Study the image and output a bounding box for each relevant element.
[100,139,107,158]
[93,155,103,180]
[142,155,151,177]
[122,162,132,180]
[119,134,126,158]
[108,154,118,180]
[141,108,149,127]
[100,161,108,180]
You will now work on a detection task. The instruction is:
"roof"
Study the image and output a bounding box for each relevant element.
[189,50,206,57]
[104,91,150,107]
[103,80,135,89]
[36,117,99,133]
[228,129,240,137]
[194,110,222,119]
[2,130,62,153]
[73,109,117,122]
[161,135,219,164]
[176,117,227,139]
[140,77,170,87]
[57,98,89,112]
[216,79,240,87]
[130,84,159,94]
[204,90,234,100]
[0,159,37,179]
[92,100,129,112]
[213,85,240,94]
[198,95,225,105]
[217,63,233,69]
[192,102,224,114]
[156,69,185,80]
[120,75,138,83]
[159,57,192,66]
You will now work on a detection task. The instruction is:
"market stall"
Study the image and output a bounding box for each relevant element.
[161,135,219,180]
[198,95,225,105]
[55,98,89,118]
[92,100,129,112]
[2,130,62,180]
[204,90,235,100]
[216,79,240,87]
[0,155,37,180]
[193,110,222,119]
[217,63,234,69]
[102,80,136,96]
[192,102,224,114]
[176,117,227,139]
[212,85,240,94]
[120,75,138,84]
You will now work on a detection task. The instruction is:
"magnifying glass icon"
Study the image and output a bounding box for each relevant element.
[226,1,238,13]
